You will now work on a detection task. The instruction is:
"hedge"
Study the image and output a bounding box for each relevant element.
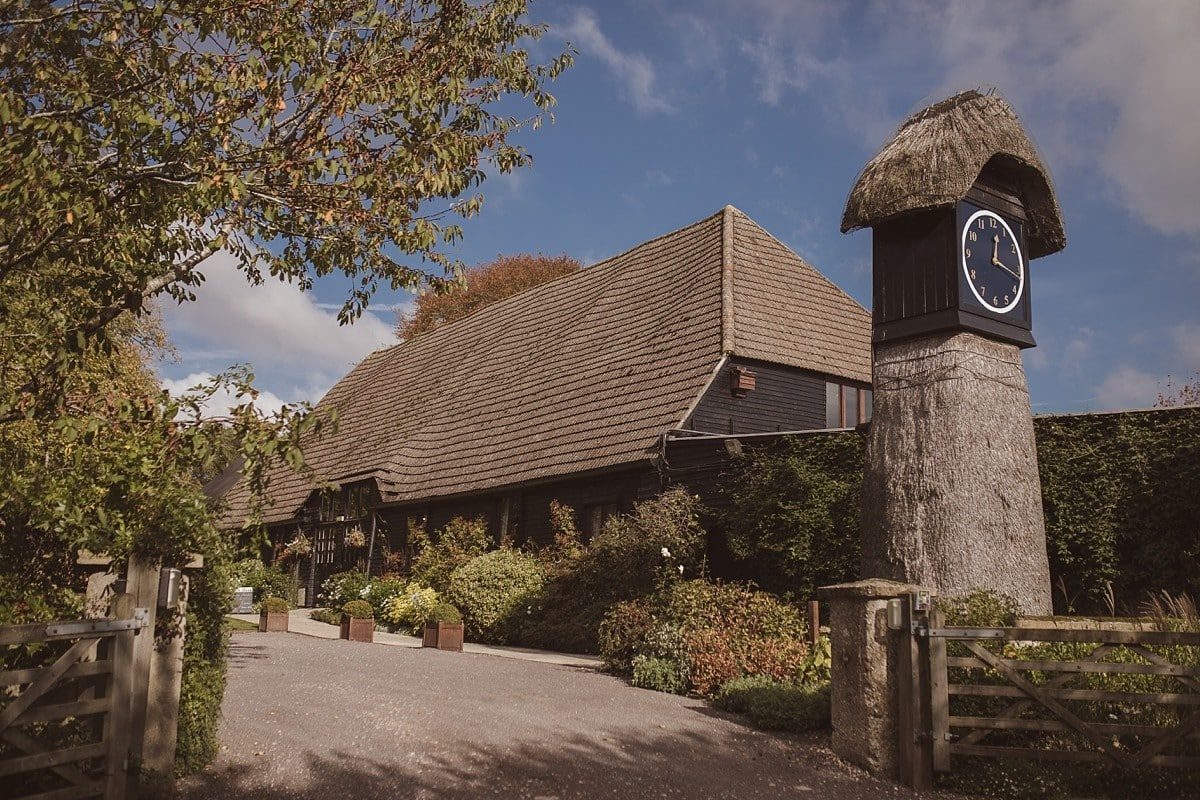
[715,406,1200,614]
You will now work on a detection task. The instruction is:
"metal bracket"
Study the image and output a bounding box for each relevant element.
[45,608,149,638]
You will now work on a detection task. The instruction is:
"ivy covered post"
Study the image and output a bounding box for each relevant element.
[840,90,1065,614]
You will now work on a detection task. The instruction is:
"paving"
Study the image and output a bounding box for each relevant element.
[227,610,602,669]
[178,632,963,800]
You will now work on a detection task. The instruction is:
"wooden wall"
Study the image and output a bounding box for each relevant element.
[685,357,830,434]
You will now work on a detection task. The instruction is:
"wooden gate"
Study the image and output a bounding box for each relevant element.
[900,601,1200,786]
[0,606,148,800]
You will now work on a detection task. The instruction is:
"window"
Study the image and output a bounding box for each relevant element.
[581,502,620,539]
[825,382,873,427]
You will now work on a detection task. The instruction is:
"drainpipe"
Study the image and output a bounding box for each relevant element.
[364,512,378,579]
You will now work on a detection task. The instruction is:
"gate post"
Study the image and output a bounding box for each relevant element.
[818,579,935,783]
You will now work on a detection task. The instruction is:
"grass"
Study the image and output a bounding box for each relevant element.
[225,616,258,632]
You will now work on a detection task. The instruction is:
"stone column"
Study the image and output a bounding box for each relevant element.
[860,331,1052,614]
[819,579,931,778]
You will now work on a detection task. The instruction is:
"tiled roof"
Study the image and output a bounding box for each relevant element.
[218,207,871,526]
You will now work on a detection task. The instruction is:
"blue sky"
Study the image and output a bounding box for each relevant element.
[162,0,1200,415]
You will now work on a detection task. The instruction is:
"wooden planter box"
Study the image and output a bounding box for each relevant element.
[423,622,464,652]
[259,610,289,633]
[340,615,374,643]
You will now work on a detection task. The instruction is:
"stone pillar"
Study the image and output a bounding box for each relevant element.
[860,331,1052,614]
[819,579,931,778]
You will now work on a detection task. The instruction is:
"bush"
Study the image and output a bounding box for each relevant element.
[230,558,298,606]
[381,582,439,634]
[517,489,707,654]
[342,599,373,619]
[630,655,686,694]
[258,596,289,613]
[176,554,231,776]
[941,589,1020,627]
[600,579,811,696]
[363,576,407,614]
[713,678,830,732]
[427,602,462,625]
[447,548,544,644]
[321,570,369,609]
[411,516,490,592]
[310,608,340,625]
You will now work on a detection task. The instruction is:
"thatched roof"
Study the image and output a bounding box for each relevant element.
[841,89,1065,259]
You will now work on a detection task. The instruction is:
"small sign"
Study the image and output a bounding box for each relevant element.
[232,587,255,614]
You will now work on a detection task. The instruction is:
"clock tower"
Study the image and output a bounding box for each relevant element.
[842,89,1064,613]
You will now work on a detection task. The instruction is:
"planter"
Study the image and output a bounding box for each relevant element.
[423,622,464,652]
[259,610,289,633]
[340,615,374,643]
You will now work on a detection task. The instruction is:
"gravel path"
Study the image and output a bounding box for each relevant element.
[178,632,959,799]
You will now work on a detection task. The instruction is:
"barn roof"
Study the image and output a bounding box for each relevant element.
[218,206,871,527]
[841,89,1065,259]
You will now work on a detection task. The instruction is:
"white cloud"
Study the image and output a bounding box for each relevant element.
[1093,364,1159,410]
[559,8,674,114]
[162,250,396,405]
[161,372,288,418]
[1171,323,1200,371]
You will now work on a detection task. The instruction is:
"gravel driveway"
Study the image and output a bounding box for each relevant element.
[178,632,954,799]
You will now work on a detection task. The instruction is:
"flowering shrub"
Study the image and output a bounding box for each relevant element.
[363,576,407,615]
[344,527,367,548]
[320,570,369,610]
[381,583,439,634]
[599,579,811,696]
[447,549,544,644]
[411,516,490,592]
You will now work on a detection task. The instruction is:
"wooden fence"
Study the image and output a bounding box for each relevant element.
[900,603,1200,787]
[0,602,148,800]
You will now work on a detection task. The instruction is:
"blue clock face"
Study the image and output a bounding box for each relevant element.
[961,209,1024,314]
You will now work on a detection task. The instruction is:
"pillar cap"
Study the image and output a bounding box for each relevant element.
[818,579,935,600]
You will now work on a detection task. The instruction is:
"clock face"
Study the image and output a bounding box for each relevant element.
[961,209,1024,314]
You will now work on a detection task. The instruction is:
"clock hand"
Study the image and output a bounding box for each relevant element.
[992,235,1000,264]
[991,257,1020,281]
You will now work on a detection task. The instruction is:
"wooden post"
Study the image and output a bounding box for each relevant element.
[125,554,159,778]
[807,599,820,646]
[929,606,951,773]
[104,594,137,800]
[896,596,934,790]
[139,573,189,790]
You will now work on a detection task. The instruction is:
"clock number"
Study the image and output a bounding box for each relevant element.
[1004,295,1010,303]
[1011,242,1017,254]
[977,219,985,230]
[990,218,997,228]
[965,247,971,259]
[980,285,986,295]
[968,230,977,242]
[993,295,999,304]
[970,269,977,280]
[1012,284,1018,294]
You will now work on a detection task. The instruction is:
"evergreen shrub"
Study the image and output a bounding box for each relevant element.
[447,548,543,644]
[341,599,373,619]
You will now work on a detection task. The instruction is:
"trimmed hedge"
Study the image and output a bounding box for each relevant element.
[715,407,1200,614]
[447,548,543,644]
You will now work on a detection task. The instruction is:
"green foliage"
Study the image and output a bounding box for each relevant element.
[233,559,298,606]
[175,551,232,776]
[599,579,811,697]
[258,596,289,613]
[320,570,369,610]
[516,488,707,654]
[447,548,544,644]
[411,516,491,592]
[713,678,831,732]
[796,634,832,686]
[941,589,1020,627]
[309,608,340,626]
[341,599,373,619]
[427,602,463,625]
[717,432,864,599]
[380,582,439,634]
[0,1,570,424]
[362,576,407,614]
[630,656,687,694]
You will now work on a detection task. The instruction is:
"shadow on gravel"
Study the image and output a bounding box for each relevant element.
[176,728,922,800]
[225,640,271,668]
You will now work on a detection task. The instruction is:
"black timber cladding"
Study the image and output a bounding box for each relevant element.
[685,357,848,434]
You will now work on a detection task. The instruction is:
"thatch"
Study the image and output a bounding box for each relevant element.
[841,89,1065,259]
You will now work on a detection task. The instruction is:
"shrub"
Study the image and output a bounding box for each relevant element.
[600,579,811,696]
[363,576,407,613]
[411,516,490,592]
[259,596,289,613]
[796,633,832,685]
[310,608,340,625]
[231,558,298,605]
[447,548,544,644]
[517,489,707,654]
[176,554,232,776]
[427,602,463,625]
[342,599,373,619]
[630,656,686,694]
[712,679,830,732]
[321,570,369,610]
[941,589,1020,627]
[381,582,439,634]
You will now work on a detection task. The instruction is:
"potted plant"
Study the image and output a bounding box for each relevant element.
[340,599,375,643]
[422,603,464,652]
[258,596,290,632]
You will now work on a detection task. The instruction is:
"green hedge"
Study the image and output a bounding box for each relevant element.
[715,407,1200,614]
[176,553,231,776]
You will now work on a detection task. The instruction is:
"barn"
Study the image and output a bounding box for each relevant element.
[214,205,873,604]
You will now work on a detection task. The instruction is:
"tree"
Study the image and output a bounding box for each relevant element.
[1157,372,1200,407]
[396,253,580,339]
[0,0,571,423]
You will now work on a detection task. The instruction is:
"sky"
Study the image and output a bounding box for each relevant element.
[161,0,1200,415]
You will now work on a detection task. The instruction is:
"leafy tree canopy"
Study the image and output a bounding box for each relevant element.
[0,0,571,424]
[396,252,580,339]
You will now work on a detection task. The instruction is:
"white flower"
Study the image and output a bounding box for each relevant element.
[661,547,671,558]
[359,586,370,597]
[677,564,684,575]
